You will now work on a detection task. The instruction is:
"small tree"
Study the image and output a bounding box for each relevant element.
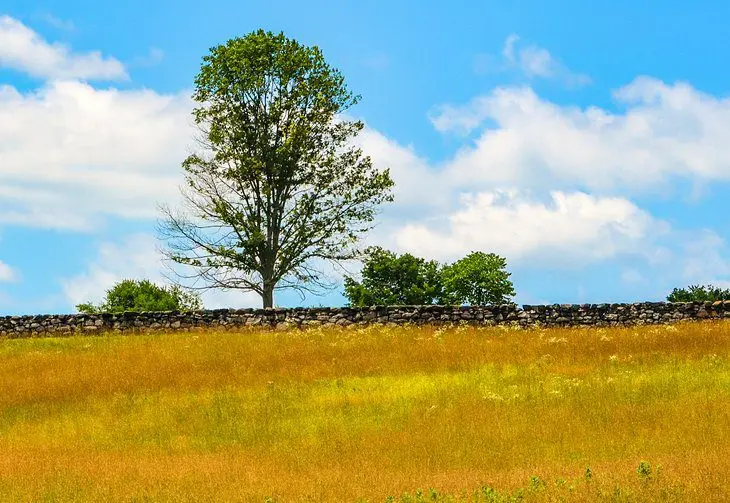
[76,279,203,314]
[667,284,730,302]
[159,30,393,308]
[440,252,515,305]
[343,247,448,306]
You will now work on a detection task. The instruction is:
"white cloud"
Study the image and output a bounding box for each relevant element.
[0,22,172,232]
[0,260,17,282]
[429,95,494,136]
[0,16,127,81]
[427,78,730,193]
[393,190,668,266]
[355,127,446,211]
[0,80,193,230]
[0,16,725,303]
[60,234,261,310]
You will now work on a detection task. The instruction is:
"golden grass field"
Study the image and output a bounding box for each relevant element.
[1,321,730,502]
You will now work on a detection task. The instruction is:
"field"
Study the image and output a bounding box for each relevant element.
[1,322,730,502]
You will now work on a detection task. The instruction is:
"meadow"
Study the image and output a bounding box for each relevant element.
[1,321,729,501]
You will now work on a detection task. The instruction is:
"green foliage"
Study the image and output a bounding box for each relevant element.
[379,466,677,502]
[529,475,546,492]
[344,248,515,306]
[76,279,203,314]
[440,252,515,306]
[636,460,652,481]
[667,284,730,302]
[343,247,448,306]
[159,30,393,308]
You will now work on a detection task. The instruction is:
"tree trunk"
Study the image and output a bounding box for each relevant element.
[262,282,274,308]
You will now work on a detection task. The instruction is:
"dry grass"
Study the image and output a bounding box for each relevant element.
[1,321,730,501]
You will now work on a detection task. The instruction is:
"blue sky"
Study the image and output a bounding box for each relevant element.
[1,1,730,314]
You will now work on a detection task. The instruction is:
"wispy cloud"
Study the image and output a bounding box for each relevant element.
[131,47,165,68]
[37,12,76,32]
[0,261,18,282]
[476,33,590,88]
[363,54,389,71]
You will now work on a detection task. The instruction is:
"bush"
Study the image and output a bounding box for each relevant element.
[76,279,203,314]
[343,248,515,306]
[343,247,448,306]
[666,284,730,303]
[441,252,515,306]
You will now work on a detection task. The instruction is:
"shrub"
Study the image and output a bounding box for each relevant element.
[343,248,516,306]
[441,252,515,306]
[666,284,730,302]
[343,247,448,306]
[76,279,203,314]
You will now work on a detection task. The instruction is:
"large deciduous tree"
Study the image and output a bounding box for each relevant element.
[159,30,393,308]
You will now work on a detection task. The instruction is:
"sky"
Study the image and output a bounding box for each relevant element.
[1,0,730,314]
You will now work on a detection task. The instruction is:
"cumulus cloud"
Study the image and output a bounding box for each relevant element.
[393,190,668,266]
[359,76,730,281]
[428,78,730,194]
[354,127,446,211]
[0,80,193,230]
[0,16,127,80]
[0,16,726,306]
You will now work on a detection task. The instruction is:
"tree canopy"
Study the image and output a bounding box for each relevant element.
[159,30,393,308]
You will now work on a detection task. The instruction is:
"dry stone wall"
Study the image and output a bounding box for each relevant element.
[1,301,730,338]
